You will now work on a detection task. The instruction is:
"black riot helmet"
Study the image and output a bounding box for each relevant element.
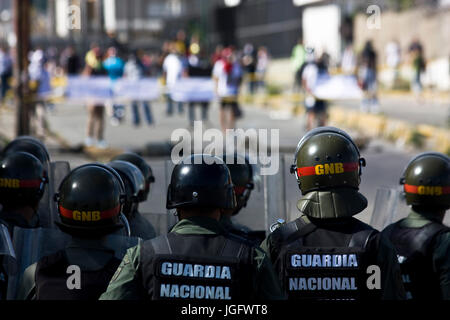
[54,163,127,238]
[166,154,237,210]
[107,160,145,218]
[222,153,254,215]
[2,136,50,169]
[0,151,47,207]
[291,126,366,194]
[111,152,155,202]
[400,152,450,210]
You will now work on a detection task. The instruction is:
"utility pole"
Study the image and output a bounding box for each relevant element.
[13,0,31,136]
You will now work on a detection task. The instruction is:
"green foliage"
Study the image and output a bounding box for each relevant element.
[265,83,283,96]
[408,130,426,149]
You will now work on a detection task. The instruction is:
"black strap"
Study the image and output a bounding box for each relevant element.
[150,235,172,255]
[411,223,450,255]
[348,229,377,249]
[273,217,318,247]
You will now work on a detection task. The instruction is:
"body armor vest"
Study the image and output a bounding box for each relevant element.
[33,250,121,300]
[139,232,256,300]
[271,217,379,300]
[0,261,7,300]
[384,220,450,300]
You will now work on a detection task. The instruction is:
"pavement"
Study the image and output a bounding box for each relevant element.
[0,93,449,232]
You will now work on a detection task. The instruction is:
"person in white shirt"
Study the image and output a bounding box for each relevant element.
[212,47,243,132]
[162,42,185,116]
[301,48,329,131]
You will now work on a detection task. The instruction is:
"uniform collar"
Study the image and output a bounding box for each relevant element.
[171,216,227,235]
[219,215,233,229]
[407,209,443,223]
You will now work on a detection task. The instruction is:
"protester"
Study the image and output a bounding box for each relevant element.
[103,47,125,126]
[0,45,13,104]
[124,52,153,127]
[385,39,401,87]
[358,40,379,114]
[84,43,108,148]
[291,37,306,92]
[28,48,51,141]
[59,46,80,75]
[301,48,329,131]
[162,42,185,116]
[213,47,243,132]
[341,43,357,75]
[256,46,269,93]
[408,38,426,103]
[242,43,257,95]
[187,49,212,128]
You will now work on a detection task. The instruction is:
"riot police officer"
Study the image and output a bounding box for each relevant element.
[0,224,16,300]
[111,152,156,238]
[108,160,156,239]
[220,153,264,244]
[1,136,64,229]
[2,136,50,169]
[382,152,450,300]
[0,152,47,234]
[16,164,137,300]
[260,127,405,300]
[100,154,285,300]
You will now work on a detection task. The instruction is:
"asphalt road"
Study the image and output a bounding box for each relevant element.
[332,95,449,128]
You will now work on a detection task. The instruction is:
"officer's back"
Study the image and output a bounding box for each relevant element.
[261,127,406,300]
[100,154,285,300]
[382,152,450,300]
[17,164,131,300]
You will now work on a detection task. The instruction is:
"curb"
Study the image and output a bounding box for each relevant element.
[251,94,450,155]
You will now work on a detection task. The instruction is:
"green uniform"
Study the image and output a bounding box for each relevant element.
[100,216,286,300]
[261,214,406,300]
[391,210,450,299]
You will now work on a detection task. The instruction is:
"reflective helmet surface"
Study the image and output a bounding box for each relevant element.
[0,151,47,206]
[400,152,450,209]
[222,154,254,214]
[2,136,50,168]
[55,164,125,237]
[166,154,236,210]
[291,127,365,194]
[107,160,145,217]
[112,152,155,202]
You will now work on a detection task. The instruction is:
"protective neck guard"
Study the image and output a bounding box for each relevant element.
[297,188,368,219]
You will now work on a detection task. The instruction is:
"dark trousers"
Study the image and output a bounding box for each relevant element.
[166,94,183,116]
[188,102,209,126]
[132,101,153,125]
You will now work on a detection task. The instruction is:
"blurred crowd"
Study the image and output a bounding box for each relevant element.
[0,29,271,147]
[291,36,428,129]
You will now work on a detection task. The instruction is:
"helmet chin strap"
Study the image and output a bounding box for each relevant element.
[297,189,368,219]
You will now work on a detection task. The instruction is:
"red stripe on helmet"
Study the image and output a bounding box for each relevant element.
[296,166,316,177]
[404,184,419,194]
[19,179,42,188]
[58,204,121,220]
[404,184,450,195]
